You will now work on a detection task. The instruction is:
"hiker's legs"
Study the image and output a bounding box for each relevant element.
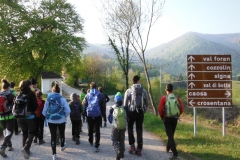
[164,118,178,156]
[71,120,76,137]
[23,119,36,150]
[135,111,144,150]
[75,120,80,139]
[111,127,120,151]
[58,123,66,147]
[14,118,19,133]
[119,128,126,154]
[34,117,40,140]
[87,117,94,144]
[0,119,14,149]
[48,123,57,154]
[127,112,136,146]
[38,117,44,140]
[94,116,101,148]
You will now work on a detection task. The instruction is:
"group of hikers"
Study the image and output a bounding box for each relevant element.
[0,75,184,160]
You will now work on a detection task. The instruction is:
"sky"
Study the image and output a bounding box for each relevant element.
[67,0,240,49]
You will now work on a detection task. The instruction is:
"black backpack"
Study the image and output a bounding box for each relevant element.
[70,101,82,120]
[129,84,145,112]
[12,93,31,118]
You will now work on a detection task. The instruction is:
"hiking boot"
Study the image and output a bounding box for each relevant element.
[90,143,93,146]
[21,148,29,159]
[135,149,142,156]
[0,148,7,157]
[76,138,80,145]
[72,136,76,141]
[128,146,136,154]
[104,122,107,127]
[52,154,57,160]
[39,140,45,145]
[169,156,179,160]
[33,137,37,143]
[8,146,13,151]
[94,147,99,152]
[60,143,67,151]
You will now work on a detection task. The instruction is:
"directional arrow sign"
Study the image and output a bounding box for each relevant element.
[187,81,232,89]
[187,72,232,81]
[188,99,232,108]
[188,90,232,98]
[187,55,231,63]
[187,63,231,71]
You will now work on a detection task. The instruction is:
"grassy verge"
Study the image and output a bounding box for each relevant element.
[144,112,240,160]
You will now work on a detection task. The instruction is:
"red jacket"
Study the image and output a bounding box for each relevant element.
[158,92,184,119]
[35,98,45,118]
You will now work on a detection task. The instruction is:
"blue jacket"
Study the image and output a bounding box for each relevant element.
[42,92,70,124]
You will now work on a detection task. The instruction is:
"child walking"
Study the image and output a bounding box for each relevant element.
[69,93,82,145]
[33,91,45,145]
[108,92,127,160]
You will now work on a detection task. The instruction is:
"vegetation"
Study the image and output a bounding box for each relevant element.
[144,112,240,160]
[0,0,85,83]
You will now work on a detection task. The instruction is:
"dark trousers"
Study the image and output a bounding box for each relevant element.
[127,110,144,150]
[71,120,80,138]
[87,116,101,148]
[14,118,19,133]
[164,117,178,156]
[111,127,126,154]
[18,118,36,150]
[48,122,66,155]
[0,119,15,149]
[35,117,44,140]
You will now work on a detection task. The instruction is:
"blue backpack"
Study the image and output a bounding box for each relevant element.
[46,95,65,120]
[86,92,101,118]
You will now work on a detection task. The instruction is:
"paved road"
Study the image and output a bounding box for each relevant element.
[2,82,174,160]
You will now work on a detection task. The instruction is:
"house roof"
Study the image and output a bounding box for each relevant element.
[41,71,62,79]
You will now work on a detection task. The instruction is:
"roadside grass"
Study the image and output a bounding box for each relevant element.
[144,112,240,160]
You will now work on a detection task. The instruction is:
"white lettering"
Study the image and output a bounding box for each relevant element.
[214,74,231,80]
[206,65,231,71]
[189,92,207,96]
[214,56,231,62]
[197,101,231,106]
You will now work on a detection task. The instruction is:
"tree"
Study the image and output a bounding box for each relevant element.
[100,0,165,115]
[0,0,85,82]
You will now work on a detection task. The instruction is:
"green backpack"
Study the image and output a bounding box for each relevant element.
[164,93,180,118]
[113,106,126,129]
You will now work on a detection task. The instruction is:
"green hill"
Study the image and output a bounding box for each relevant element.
[146,32,240,77]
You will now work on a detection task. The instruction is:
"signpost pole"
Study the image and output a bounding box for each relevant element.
[194,107,197,137]
[222,108,226,136]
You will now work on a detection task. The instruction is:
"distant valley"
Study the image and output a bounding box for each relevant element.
[83,32,240,77]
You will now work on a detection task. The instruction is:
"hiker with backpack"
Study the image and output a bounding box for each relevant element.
[98,86,109,127]
[108,92,127,160]
[12,79,38,159]
[123,75,148,156]
[33,91,45,145]
[0,79,16,157]
[42,83,70,160]
[69,93,82,145]
[30,78,40,93]
[83,82,106,152]
[158,83,184,160]
[80,88,87,123]
[10,81,21,135]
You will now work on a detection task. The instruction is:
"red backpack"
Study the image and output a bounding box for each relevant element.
[0,95,10,115]
[35,98,44,118]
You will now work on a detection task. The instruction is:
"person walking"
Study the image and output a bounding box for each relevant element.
[123,75,148,156]
[108,92,127,160]
[69,93,82,145]
[80,88,87,123]
[10,81,21,135]
[83,82,106,152]
[33,91,45,145]
[158,83,184,160]
[42,83,70,160]
[98,87,109,127]
[16,80,38,159]
[0,79,16,157]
